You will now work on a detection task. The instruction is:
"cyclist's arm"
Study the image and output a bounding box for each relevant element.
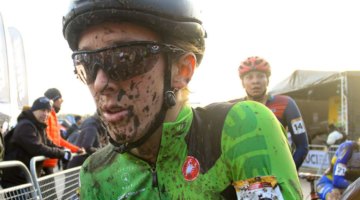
[333,143,353,188]
[284,97,309,169]
[224,101,303,199]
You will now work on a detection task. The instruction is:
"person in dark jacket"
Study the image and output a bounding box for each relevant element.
[65,115,82,142]
[66,112,108,168]
[1,97,72,188]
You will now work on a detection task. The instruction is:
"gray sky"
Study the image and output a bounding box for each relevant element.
[1,0,360,115]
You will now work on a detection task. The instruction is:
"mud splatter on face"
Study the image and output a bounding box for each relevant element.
[143,106,149,113]
[152,92,157,102]
[79,21,166,146]
[117,89,126,101]
[130,80,136,90]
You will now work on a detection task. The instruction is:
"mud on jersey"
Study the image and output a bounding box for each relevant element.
[79,101,303,199]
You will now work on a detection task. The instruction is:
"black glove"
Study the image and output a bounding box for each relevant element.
[62,150,72,161]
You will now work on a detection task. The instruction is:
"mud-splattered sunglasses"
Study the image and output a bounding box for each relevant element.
[72,41,185,84]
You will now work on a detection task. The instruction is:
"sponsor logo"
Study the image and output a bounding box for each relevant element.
[182,156,200,181]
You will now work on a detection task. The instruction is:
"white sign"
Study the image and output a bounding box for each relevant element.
[301,150,330,169]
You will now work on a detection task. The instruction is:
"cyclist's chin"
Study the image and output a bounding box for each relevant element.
[107,121,138,143]
[249,92,265,100]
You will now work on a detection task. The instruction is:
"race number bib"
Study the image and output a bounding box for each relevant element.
[233,176,284,200]
[291,118,306,135]
[334,163,347,176]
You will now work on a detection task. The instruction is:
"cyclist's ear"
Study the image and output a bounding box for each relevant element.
[172,52,196,89]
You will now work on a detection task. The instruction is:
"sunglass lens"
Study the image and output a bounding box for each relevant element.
[73,43,169,84]
[74,54,99,84]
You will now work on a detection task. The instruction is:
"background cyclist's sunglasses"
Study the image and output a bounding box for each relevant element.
[72,41,185,84]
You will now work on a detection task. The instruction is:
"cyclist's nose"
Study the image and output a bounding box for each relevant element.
[93,69,119,95]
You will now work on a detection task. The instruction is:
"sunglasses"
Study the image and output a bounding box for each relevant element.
[72,41,185,84]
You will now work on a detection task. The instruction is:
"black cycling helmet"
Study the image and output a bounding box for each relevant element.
[62,0,206,55]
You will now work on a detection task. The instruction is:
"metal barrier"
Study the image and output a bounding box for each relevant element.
[0,154,81,200]
[29,155,81,200]
[0,160,39,199]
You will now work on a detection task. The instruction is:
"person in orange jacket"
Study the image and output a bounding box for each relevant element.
[43,88,83,174]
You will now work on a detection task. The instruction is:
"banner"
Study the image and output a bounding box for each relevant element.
[8,27,28,108]
[0,14,10,104]
[302,150,330,169]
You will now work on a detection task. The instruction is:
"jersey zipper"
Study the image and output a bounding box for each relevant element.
[150,164,158,188]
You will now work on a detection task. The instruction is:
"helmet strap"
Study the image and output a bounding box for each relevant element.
[112,54,175,153]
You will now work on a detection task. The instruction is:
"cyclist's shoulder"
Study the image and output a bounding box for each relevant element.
[340,140,355,147]
[228,97,246,103]
[338,140,356,150]
[228,100,273,115]
[198,100,271,116]
[83,144,117,172]
[268,94,295,102]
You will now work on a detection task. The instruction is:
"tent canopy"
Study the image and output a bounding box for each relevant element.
[269,70,360,140]
[270,70,360,101]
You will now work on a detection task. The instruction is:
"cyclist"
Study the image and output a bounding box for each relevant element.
[230,56,309,170]
[62,0,303,199]
[316,140,360,200]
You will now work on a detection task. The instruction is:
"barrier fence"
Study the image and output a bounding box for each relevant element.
[0,155,81,200]
[0,160,38,199]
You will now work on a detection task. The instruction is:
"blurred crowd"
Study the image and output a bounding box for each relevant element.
[0,88,109,190]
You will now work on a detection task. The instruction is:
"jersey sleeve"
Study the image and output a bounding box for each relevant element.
[221,101,303,199]
[284,96,309,169]
[333,142,353,188]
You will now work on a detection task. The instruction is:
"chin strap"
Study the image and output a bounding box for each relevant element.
[111,54,176,153]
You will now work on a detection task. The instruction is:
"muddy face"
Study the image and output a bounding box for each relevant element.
[78,22,165,144]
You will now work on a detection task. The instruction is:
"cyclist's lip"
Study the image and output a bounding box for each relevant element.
[102,107,129,123]
[251,87,262,91]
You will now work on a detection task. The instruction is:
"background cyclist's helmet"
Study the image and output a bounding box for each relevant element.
[62,0,206,64]
[239,56,271,79]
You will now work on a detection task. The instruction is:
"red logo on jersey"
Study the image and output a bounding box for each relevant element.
[182,156,200,181]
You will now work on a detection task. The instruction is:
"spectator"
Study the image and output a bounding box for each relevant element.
[43,88,83,174]
[317,140,360,200]
[63,112,107,200]
[1,97,71,188]
[66,115,82,143]
[67,112,108,168]
[61,0,302,199]
[230,56,309,170]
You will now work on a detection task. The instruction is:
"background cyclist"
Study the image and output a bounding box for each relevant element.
[316,139,360,200]
[230,56,309,170]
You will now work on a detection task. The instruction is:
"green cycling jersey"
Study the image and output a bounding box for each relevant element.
[80,101,303,199]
